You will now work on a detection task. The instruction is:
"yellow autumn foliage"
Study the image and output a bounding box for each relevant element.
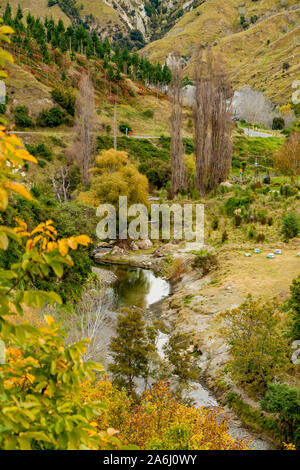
[78,149,149,208]
[81,380,250,450]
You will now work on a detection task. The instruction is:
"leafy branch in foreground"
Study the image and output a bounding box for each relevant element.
[0,23,127,450]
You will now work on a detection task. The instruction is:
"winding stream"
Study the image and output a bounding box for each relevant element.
[96,263,271,450]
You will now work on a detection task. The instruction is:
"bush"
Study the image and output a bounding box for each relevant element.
[0,103,6,114]
[37,159,46,167]
[30,184,41,198]
[119,123,132,134]
[27,143,52,161]
[221,230,228,243]
[51,87,76,116]
[281,213,300,240]
[260,383,300,448]
[37,106,64,127]
[192,253,218,275]
[263,175,271,184]
[223,297,290,393]
[211,218,219,230]
[280,185,298,197]
[272,117,285,130]
[287,274,300,341]
[248,226,256,239]
[256,233,266,243]
[142,109,154,119]
[139,159,171,189]
[224,196,250,216]
[14,105,34,128]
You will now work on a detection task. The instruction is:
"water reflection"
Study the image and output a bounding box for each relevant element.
[99,264,170,309]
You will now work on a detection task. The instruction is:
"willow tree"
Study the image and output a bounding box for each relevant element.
[169,52,185,198]
[193,47,233,196]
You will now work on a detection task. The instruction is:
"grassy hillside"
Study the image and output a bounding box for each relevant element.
[142,0,300,103]
[0,0,71,24]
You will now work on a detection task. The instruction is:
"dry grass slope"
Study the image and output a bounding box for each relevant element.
[0,0,71,24]
[142,0,300,102]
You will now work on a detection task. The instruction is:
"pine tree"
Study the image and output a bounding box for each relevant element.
[108,308,156,394]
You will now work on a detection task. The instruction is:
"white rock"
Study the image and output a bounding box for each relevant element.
[111,246,124,256]
[129,241,139,251]
[136,239,153,250]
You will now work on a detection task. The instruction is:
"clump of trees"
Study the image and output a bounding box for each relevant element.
[193,48,233,196]
[169,52,186,198]
[233,87,275,127]
[108,307,198,397]
[81,381,250,450]
[4,3,172,88]
[223,296,290,393]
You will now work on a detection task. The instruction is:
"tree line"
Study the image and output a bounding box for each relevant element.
[2,3,172,89]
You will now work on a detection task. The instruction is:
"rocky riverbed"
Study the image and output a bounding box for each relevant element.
[93,241,277,449]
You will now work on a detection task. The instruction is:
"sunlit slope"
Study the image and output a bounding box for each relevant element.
[142,0,300,102]
[141,0,239,63]
[0,0,71,24]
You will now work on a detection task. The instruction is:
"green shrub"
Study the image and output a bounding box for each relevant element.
[27,143,52,161]
[281,213,300,240]
[272,117,285,130]
[37,106,64,127]
[97,135,169,163]
[192,253,218,275]
[0,103,6,114]
[261,383,300,448]
[139,159,171,189]
[30,184,41,198]
[287,274,300,341]
[119,123,132,134]
[142,109,154,119]
[51,87,75,116]
[14,105,34,128]
[248,226,256,239]
[280,185,298,197]
[37,159,46,168]
[224,196,250,216]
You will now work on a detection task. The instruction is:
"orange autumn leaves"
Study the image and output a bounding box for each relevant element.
[13,218,92,258]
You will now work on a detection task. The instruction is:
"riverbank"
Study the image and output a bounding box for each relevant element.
[94,242,295,449]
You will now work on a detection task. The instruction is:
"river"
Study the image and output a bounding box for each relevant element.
[96,263,272,450]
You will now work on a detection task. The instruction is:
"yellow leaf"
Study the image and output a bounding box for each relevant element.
[58,239,69,256]
[26,239,34,251]
[4,182,33,200]
[0,187,8,211]
[44,315,55,327]
[67,237,78,250]
[76,235,93,246]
